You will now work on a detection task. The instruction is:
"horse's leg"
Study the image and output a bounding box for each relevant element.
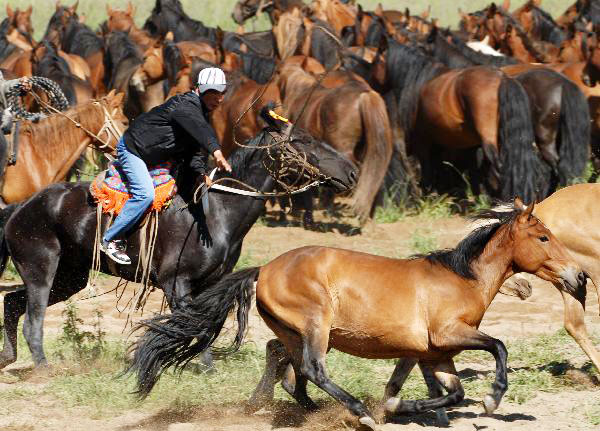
[384,357,418,399]
[420,361,451,426]
[560,289,600,371]
[0,289,27,368]
[384,359,464,420]
[22,263,89,367]
[246,338,291,412]
[299,329,376,427]
[434,323,507,414]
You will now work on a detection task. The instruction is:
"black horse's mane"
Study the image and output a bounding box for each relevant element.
[418,208,520,280]
[163,39,183,89]
[386,39,447,133]
[527,4,567,45]
[446,31,518,67]
[36,41,78,106]
[62,19,104,58]
[104,31,142,89]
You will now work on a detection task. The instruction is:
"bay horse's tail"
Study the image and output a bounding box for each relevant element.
[498,76,548,203]
[354,90,393,222]
[0,204,19,276]
[557,80,590,185]
[129,267,260,398]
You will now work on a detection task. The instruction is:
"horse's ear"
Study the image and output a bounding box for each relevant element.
[502,0,511,11]
[426,26,438,43]
[106,89,116,98]
[375,3,384,17]
[111,92,125,107]
[26,5,33,16]
[70,0,79,14]
[586,20,594,33]
[488,3,497,17]
[532,0,542,6]
[6,4,14,19]
[421,5,431,19]
[405,8,410,18]
[55,1,61,11]
[524,201,535,220]
[106,4,112,15]
[126,1,135,16]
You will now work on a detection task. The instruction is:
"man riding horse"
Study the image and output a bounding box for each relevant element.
[101,67,233,265]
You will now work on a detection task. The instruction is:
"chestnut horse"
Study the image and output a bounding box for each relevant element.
[277,61,392,221]
[0,91,126,205]
[129,201,585,428]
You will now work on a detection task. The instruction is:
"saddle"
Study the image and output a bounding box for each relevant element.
[90,161,177,215]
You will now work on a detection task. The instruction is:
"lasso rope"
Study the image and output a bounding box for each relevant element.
[5,76,69,122]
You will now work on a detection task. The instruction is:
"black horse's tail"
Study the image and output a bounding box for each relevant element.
[557,80,590,185]
[129,267,260,398]
[0,204,19,276]
[498,76,548,203]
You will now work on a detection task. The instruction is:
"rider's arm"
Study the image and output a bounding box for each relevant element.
[171,111,221,176]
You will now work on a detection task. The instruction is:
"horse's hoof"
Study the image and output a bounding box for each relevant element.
[435,407,450,427]
[383,397,401,414]
[358,415,377,430]
[483,394,499,414]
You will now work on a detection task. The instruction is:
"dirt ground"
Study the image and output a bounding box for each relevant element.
[1,212,599,431]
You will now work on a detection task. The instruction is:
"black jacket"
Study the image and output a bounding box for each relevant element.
[123,92,220,176]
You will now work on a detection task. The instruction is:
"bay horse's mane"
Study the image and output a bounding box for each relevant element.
[526,4,567,45]
[419,208,520,280]
[446,31,518,67]
[104,31,142,89]
[386,39,447,133]
[22,99,106,164]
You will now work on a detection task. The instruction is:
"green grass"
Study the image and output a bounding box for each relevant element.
[410,229,438,254]
[3,0,571,42]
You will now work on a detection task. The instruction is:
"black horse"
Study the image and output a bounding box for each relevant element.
[0,108,357,369]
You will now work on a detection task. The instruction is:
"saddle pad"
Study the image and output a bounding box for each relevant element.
[90,161,177,215]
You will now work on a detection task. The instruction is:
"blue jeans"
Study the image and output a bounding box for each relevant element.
[102,138,155,244]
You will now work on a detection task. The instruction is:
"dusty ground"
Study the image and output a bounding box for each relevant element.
[1,211,599,431]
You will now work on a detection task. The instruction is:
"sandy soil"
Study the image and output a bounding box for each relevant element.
[1,213,599,431]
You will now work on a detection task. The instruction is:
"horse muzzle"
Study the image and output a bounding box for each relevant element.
[559,267,587,294]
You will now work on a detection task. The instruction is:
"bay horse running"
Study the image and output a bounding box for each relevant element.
[381,39,546,202]
[0,90,126,205]
[383,183,600,426]
[129,200,585,428]
[0,108,357,369]
[277,61,393,222]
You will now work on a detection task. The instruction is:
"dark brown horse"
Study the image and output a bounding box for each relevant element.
[381,39,546,202]
[277,60,393,221]
[0,108,357,370]
[129,200,586,429]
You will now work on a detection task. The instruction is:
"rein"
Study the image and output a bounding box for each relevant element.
[30,93,121,160]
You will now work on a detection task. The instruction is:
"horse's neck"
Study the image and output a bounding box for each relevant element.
[470,225,515,309]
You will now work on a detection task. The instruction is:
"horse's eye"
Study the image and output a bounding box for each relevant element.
[539,236,549,243]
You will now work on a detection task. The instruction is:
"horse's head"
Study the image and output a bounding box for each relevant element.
[106,2,136,33]
[232,0,269,25]
[257,105,357,193]
[6,5,33,36]
[510,198,586,295]
[43,1,79,40]
[132,43,165,91]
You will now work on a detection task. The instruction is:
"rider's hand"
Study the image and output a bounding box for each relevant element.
[19,77,32,92]
[204,175,213,187]
[213,149,232,172]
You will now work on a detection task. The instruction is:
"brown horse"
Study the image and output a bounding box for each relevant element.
[276,61,392,221]
[129,200,585,428]
[0,91,126,205]
[3,5,34,52]
[105,2,156,52]
[385,183,600,425]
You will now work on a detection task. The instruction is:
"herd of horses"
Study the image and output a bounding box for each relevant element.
[1,0,600,429]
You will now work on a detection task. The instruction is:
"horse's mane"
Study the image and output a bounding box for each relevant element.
[36,41,77,105]
[447,32,518,66]
[419,209,520,280]
[529,5,567,45]
[386,39,446,133]
[163,39,183,89]
[239,52,276,84]
[62,19,104,58]
[426,31,476,68]
[104,31,142,89]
